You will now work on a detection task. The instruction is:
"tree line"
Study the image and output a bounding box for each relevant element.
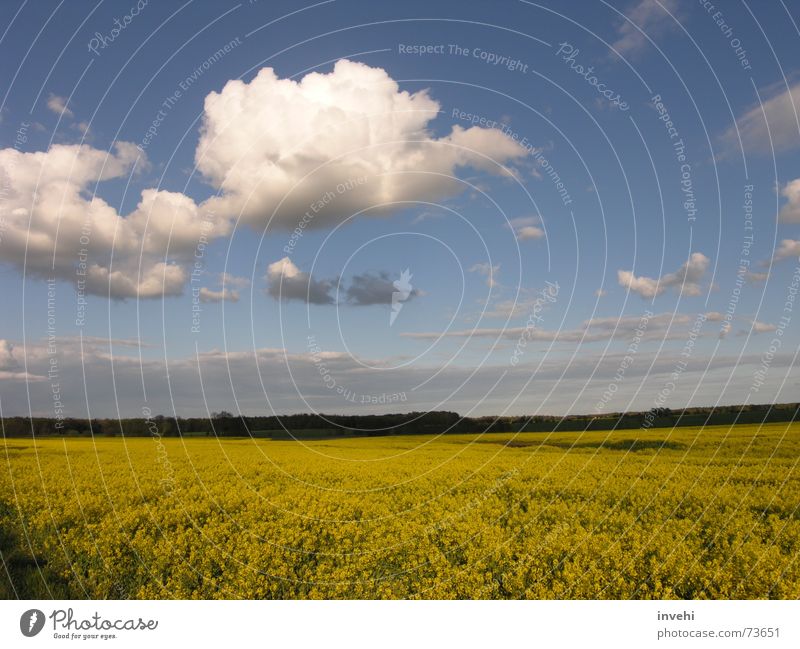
[2,402,797,438]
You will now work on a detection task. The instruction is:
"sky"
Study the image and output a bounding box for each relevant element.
[0,0,798,419]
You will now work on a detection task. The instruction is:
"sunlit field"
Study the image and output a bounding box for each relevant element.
[2,423,799,599]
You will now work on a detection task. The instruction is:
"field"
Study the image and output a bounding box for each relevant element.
[2,422,799,599]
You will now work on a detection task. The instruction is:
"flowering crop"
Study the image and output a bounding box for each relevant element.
[1,423,798,599]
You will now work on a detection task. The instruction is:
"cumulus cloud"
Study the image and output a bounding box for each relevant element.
[46,94,74,118]
[265,257,335,304]
[0,142,227,298]
[196,59,529,230]
[611,0,680,58]
[85,262,187,299]
[2,60,530,301]
[720,83,800,155]
[779,178,800,223]
[772,239,800,262]
[617,252,709,298]
[345,270,419,306]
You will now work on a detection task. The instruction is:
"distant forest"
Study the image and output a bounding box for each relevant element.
[2,402,798,438]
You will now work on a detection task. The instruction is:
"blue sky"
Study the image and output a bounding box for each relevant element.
[0,0,798,418]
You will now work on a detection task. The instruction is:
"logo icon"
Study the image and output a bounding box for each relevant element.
[20,609,45,637]
[390,268,413,326]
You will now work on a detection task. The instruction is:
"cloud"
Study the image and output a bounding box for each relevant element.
[199,287,239,303]
[198,273,249,302]
[196,59,529,231]
[0,339,44,381]
[72,121,90,136]
[46,94,74,118]
[772,239,800,262]
[0,142,227,298]
[751,321,775,334]
[0,340,18,371]
[219,272,250,289]
[617,252,709,298]
[481,297,546,320]
[720,83,800,155]
[402,311,720,344]
[2,334,797,418]
[611,0,680,58]
[85,262,187,299]
[744,271,769,284]
[2,60,529,301]
[507,216,544,241]
[345,270,419,306]
[779,178,800,223]
[265,257,335,304]
[470,262,500,288]
[516,226,544,240]
[595,288,608,297]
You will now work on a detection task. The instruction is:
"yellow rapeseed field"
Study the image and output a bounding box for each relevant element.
[1,422,799,599]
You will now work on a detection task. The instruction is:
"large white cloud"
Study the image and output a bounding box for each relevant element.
[618,252,709,298]
[1,60,528,300]
[196,59,528,230]
[0,142,227,298]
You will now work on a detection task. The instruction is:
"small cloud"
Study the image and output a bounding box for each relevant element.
[751,321,775,334]
[516,226,544,241]
[595,288,608,297]
[265,257,335,305]
[0,339,19,371]
[618,252,709,298]
[611,0,681,59]
[199,287,239,303]
[219,272,250,289]
[779,179,800,223]
[47,94,74,118]
[470,262,500,288]
[507,216,544,241]
[744,271,768,284]
[720,83,800,156]
[411,209,445,224]
[346,270,420,306]
[772,239,800,263]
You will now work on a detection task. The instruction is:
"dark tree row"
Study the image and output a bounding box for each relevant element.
[2,403,796,438]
